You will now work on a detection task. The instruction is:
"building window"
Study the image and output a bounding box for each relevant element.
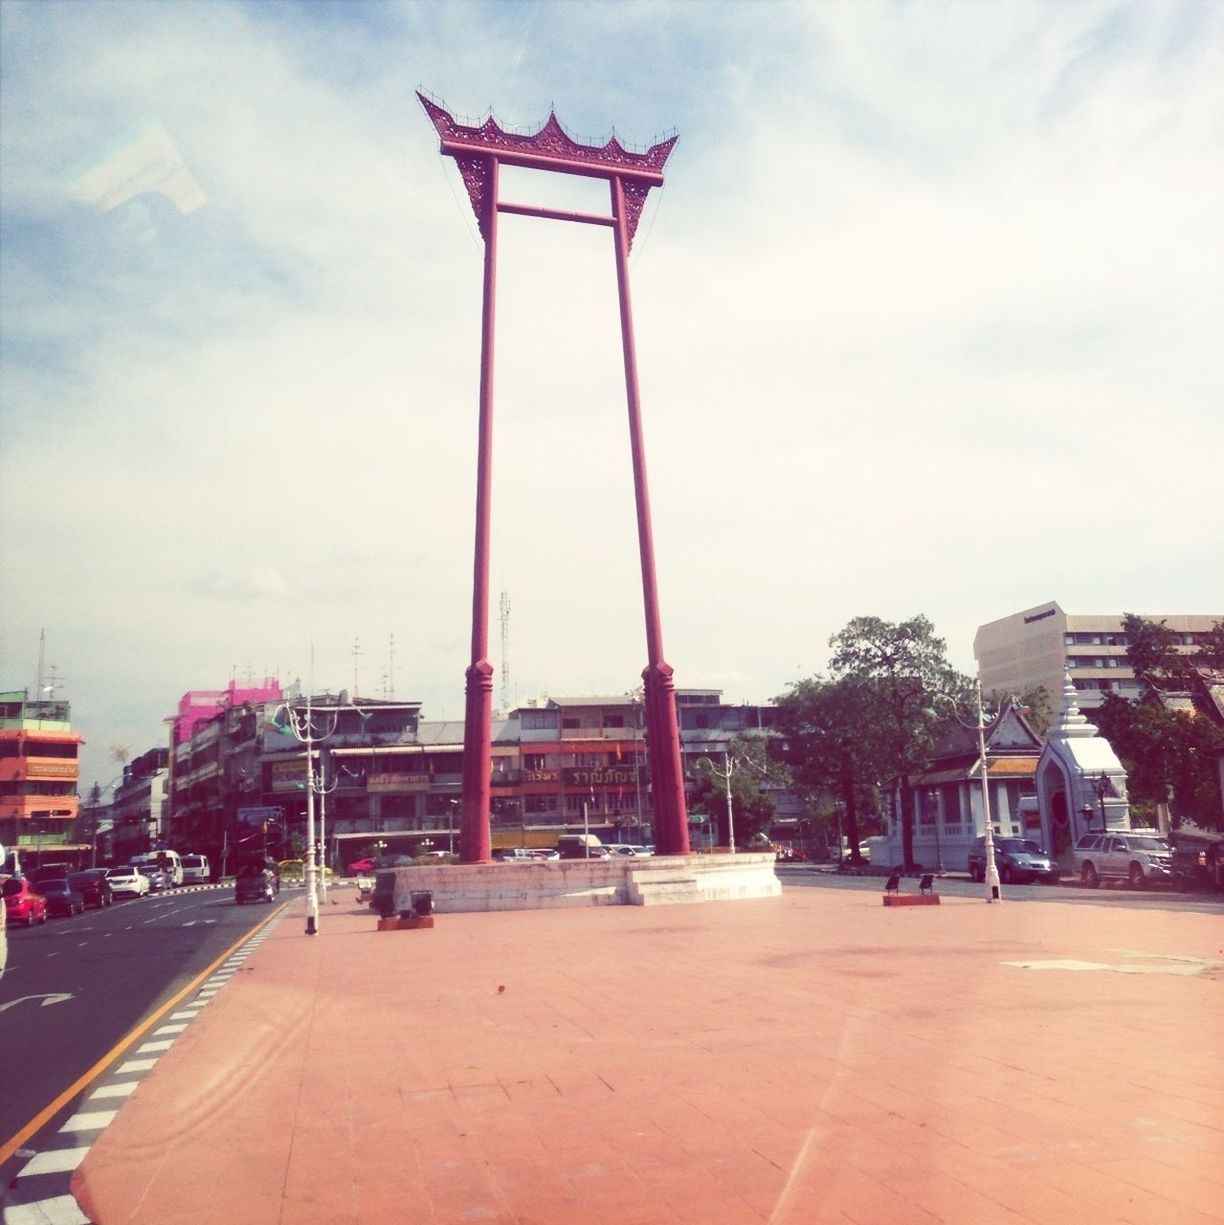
[602,715,624,729]
[562,717,580,729]
[524,754,547,771]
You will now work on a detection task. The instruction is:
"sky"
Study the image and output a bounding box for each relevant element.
[1,0,1222,793]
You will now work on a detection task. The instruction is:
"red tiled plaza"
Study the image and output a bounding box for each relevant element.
[74,886,1223,1224]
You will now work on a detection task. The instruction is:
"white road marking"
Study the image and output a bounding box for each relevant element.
[137,1040,174,1053]
[0,993,73,1014]
[15,1148,89,1176]
[88,1082,137,1100]
[1005,956,1223,976]
[60,1110,117,1132]
[3,1193,91,1223]
[153,1023,188,1036]
[116,1058,158,1074]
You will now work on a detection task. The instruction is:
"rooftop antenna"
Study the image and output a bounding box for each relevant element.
[35,627,46,707]
[351,636,362,698]
[499,587,511,713]
[388,632,396,700]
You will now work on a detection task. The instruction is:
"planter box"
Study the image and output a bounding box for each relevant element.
[377,915,435,930]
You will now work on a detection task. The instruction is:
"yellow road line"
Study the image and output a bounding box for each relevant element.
[0,902,287,1166]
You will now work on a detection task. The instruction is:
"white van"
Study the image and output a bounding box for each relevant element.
[180,854,210,884]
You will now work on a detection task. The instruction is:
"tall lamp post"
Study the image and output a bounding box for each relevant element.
[696,753,738,854]
[936,680,1001,902]
[277,692,339,935]
[315,748,337,907]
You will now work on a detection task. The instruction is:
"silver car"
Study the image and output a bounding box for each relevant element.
[1072,832,1173,890]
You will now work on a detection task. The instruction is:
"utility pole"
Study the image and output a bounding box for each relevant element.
[499,589,511,713]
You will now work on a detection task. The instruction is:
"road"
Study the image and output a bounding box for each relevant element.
[0,884,289,1192]
[777,864,1224,913]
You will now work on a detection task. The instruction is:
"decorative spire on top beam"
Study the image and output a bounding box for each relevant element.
[417,91,677,247]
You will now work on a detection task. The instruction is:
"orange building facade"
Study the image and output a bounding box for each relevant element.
[0,690,84,857]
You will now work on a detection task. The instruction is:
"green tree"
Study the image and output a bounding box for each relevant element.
[774,675,892,864]
[827,615,970,868]
[1190,619,1224,671]
[689,735,784,849]
[1094,694,1224,828]
[1121,612,1193,687]
[1089,614,1224,828]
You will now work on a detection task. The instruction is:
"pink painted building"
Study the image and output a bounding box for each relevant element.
[171,678,282,746]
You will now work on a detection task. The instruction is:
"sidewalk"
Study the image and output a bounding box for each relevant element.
[73,885,1223,1224]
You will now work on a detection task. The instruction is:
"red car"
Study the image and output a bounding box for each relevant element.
[346,857,376,876]
[3,878,48,926]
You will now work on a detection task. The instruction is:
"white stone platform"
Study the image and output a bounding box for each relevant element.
[386,852,781,913]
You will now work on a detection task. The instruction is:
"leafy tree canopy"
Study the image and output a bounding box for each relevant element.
[779,615,971,867]
[1094,692,1223,828]
[1121,612,1193,689]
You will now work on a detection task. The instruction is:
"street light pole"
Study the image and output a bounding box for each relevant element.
[697,753,737,853]
[315,748,337,908]
[973,679,1001,903]
[279,691,339,935]
[935,681,1001,902]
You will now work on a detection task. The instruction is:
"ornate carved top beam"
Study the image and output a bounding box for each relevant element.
[418,91,677,247]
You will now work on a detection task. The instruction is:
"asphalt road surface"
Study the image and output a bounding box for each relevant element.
[0,884,290,1192]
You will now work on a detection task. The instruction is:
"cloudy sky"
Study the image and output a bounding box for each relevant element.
[2,0,1221,790]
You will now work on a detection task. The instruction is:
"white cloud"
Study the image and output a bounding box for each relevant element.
[1,0,1221,788]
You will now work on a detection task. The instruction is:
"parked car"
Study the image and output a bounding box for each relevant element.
[967,836,1060,885]
[606,844,652,858]
[39,879,86,917]
[1169,828,1224,893]
[69,869,114,909]
[492,848,536,862]
[346,856,376,876]
[1072,831,1174,889]
[3,877,48,926]
[556,835,610,859]
[105,865,150,898]
[374,854,416,869]
[180,854,210,884]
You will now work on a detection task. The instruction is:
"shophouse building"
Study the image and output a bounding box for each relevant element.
[158,685,788,870]
[166,678,283,869]
[0,688,84,867]
[974,602,1220,711]
[111,748,170,862]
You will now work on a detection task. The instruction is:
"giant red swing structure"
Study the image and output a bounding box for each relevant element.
[419,92,690,862]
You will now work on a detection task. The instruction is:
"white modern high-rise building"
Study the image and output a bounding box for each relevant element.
[974,602,1219,711]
